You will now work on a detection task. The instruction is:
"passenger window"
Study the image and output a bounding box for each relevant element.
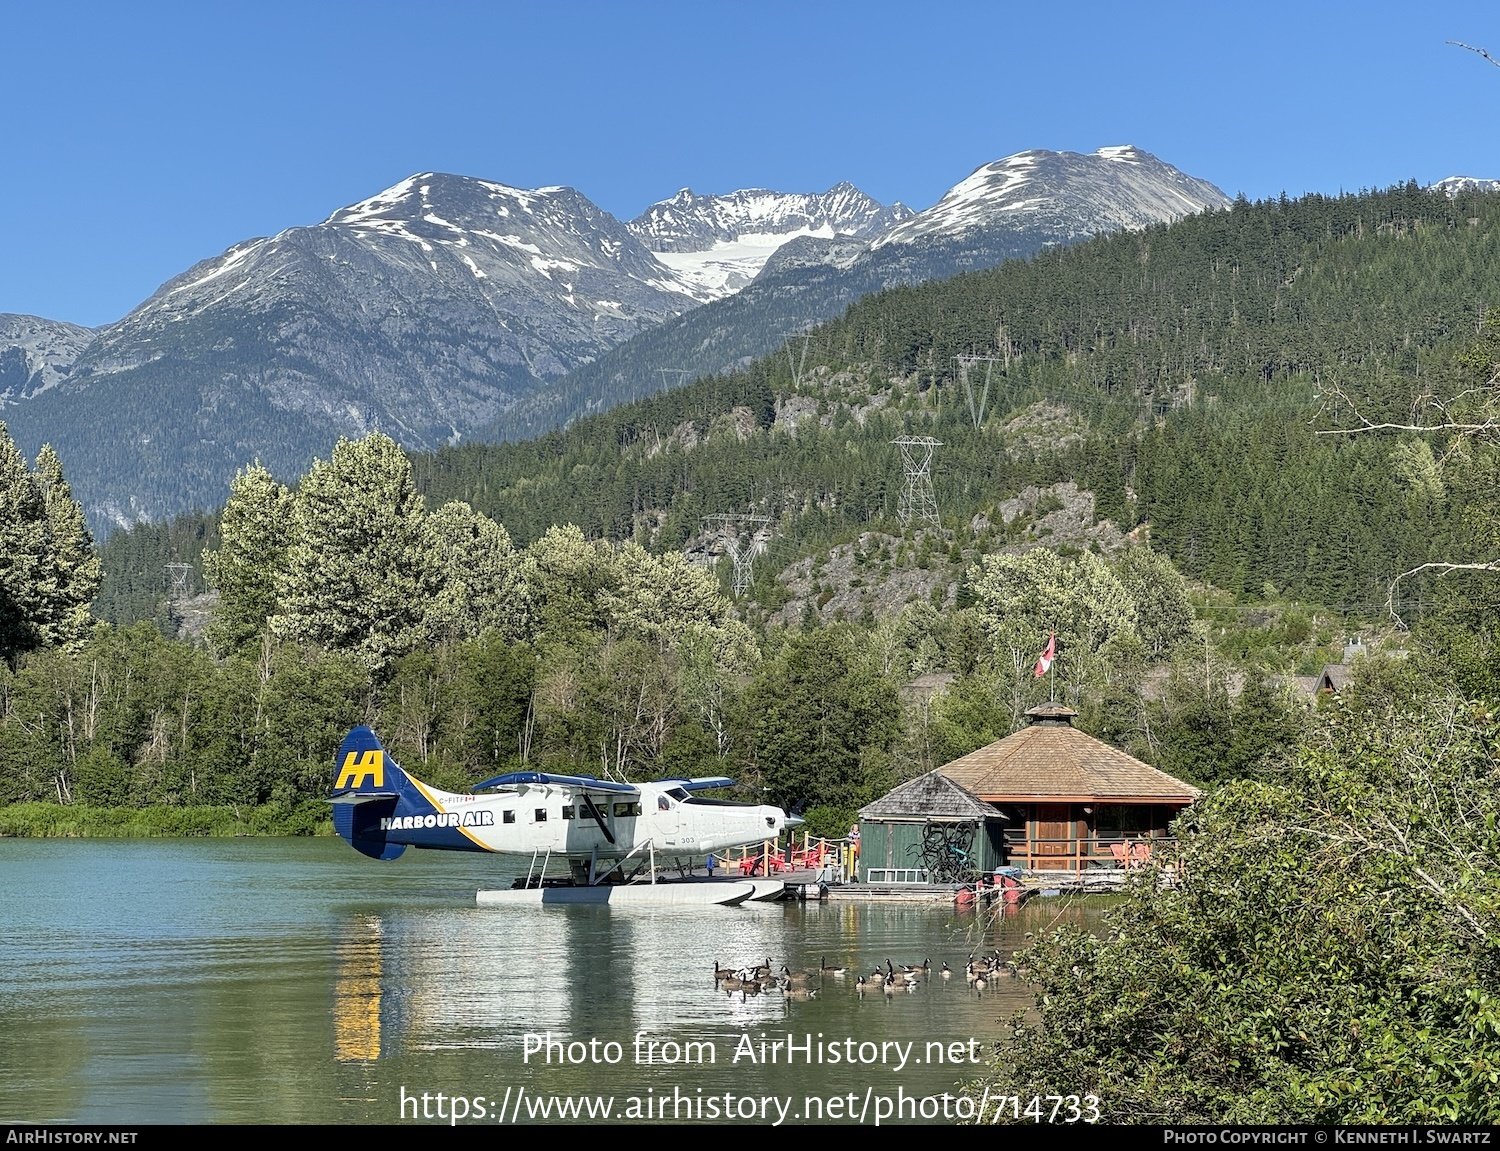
[502,810,515,824]
[535,808,547,822]
[561,806,574,820]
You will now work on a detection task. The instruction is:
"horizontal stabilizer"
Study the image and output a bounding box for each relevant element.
[330,791,400,804]
[471,771,640,796]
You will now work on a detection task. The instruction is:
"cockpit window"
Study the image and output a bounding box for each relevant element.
[657,795,671,811]
[665,787,691,801]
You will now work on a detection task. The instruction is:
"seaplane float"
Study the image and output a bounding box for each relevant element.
[329,726,801,906]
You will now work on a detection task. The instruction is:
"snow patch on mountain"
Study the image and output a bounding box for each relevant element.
[1432,175,1500,197]
[0,315,97,404]
[629,184,912,298]
[874,145,1230,249]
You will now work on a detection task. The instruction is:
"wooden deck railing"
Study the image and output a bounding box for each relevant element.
[722,834,851,881]
[1003,835,1179,871]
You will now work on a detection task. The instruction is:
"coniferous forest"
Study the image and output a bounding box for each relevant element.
[30,180,1495,824]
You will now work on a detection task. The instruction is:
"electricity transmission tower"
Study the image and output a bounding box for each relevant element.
[700,513,774,596]
[955,354,1005,428]
[784,334,814,389]
[657,368,690,395]
[892,436,942,528]
[164,563,194,599]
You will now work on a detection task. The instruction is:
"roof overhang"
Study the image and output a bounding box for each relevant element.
[976,794,1198,805]
[862,813,1006,824]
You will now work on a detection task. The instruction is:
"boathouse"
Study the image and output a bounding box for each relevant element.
[856,771,1006,884]
[936,703,1199,871]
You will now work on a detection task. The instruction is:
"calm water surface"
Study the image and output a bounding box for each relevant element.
[0,838,1108,1124]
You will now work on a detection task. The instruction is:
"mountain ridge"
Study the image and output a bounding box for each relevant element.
[2,147,1226,533]
[481,146,1232,441]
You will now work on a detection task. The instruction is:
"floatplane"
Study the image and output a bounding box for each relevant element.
[329,726,800,906]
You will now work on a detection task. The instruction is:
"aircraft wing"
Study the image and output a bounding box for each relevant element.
[471,771,640,796]
[652,776,735,791]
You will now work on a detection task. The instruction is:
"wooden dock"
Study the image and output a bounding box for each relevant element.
[823,883,958,902]
[751,865,1153,904]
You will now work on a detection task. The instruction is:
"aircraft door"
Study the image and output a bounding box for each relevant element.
[654,791,685,851]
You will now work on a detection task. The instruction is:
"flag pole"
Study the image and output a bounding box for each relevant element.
[1050,631,1056,703]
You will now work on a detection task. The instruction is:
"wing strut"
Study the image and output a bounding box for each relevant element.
[581,794,616,845]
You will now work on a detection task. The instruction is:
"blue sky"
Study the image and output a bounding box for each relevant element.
[5,0,1500,327]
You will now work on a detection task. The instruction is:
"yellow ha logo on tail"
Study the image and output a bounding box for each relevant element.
[336,750,385,790]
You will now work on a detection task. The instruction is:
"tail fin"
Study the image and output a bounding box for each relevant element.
[330,726,407,860]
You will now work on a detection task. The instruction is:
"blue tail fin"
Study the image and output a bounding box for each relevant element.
[330,726,407,860]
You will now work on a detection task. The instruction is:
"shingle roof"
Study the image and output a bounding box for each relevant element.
[1319,664,1353,692]
[901,672,958,700]
[858,770,999,821]
[937,706,1200,803]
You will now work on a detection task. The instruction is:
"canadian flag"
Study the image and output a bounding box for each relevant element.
[1033,632,1057,679]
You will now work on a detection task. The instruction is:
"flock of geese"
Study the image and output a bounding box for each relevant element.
[712,949,1023,1000]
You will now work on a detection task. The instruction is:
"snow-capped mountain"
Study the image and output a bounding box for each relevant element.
[627,184,912,298]
[5,173,709,529]
[489,146,1233,440]
[2,147,1231,530]
[1432,175,1500,197]
[874,145,1229,250]
[74,172,701,417]
[0,315,95,404]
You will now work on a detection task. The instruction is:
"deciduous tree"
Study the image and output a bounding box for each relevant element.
[967,677,1500,1123]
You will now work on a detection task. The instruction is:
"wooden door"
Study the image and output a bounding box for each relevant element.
[1032,804,1073,857]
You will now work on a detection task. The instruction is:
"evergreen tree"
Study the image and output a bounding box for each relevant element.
[203,463,292,656]
[0,428,98,664]
[0,425,46,662]
[743,628,900,812]
[32,445,101,650]
[271,434,437,674]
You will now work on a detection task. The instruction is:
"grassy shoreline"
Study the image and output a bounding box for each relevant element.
[0,802,335,838]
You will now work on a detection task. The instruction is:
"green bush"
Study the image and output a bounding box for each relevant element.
[0,802,334,838]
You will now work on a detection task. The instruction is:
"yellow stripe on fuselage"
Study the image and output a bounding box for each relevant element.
[408,776,495,852]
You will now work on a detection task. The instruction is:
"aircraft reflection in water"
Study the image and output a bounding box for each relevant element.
[329,903,799,1062]
[329,726,798,900]
[333,915,384,1063]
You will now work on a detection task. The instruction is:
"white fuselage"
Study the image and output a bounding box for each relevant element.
[392,777,788,860]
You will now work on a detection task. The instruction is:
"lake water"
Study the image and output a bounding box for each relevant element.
[0,838,1108,1125]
